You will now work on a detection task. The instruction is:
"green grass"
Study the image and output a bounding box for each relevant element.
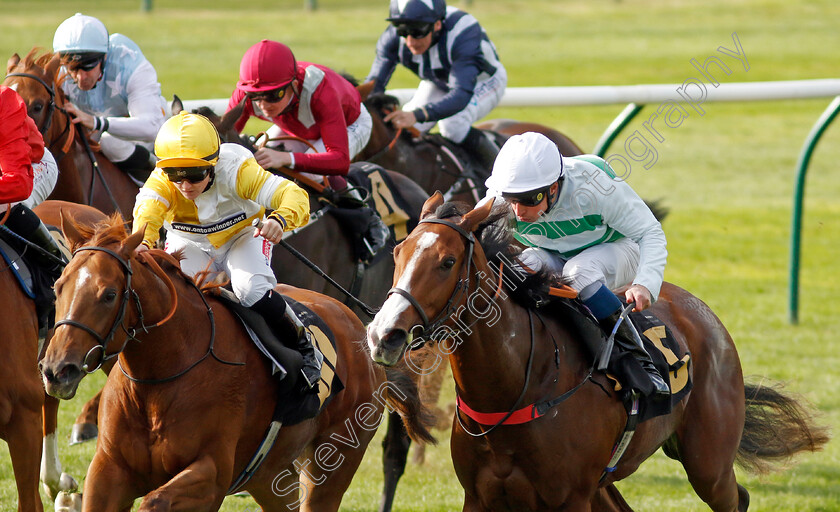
[2,0,839,510]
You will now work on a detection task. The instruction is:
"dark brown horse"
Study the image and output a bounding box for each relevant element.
[366,193,829,511]
[5,49,138,218]
[39,214,432,511]
[355,83,584,205]
[0,200,108,511]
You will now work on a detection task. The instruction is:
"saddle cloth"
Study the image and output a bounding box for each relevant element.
[215,292,344,426]
[608,309,693,423]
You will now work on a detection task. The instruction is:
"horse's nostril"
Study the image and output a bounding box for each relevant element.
[383,329,409,350]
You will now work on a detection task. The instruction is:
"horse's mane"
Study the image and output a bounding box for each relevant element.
[365,92,402,116]
[429,202,555,307]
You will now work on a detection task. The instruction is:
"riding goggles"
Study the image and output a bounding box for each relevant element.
[162,166,213,184]
[394,22,434,39]
[61,52,105,72]
[246,86,288,103]
[502,186,552,207]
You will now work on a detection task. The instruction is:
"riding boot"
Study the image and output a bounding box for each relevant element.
[251,291,322,391]
[115,145,156,183]
[4,204,65,275]
[460,127,500,176]
[337,186,391,260]
[601,310,670,398]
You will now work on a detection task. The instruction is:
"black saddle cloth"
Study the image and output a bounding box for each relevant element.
[215,293,344,426]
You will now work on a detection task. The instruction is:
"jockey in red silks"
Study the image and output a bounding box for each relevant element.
[227,39,390,258]
[227,40,371,189]
[0,85,63,271]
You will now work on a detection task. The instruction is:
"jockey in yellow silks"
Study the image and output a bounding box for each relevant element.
[132,111,321,390]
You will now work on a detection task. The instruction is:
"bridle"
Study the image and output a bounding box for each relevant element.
[53,245,244,383]
[53,246,142,373]
[387,218,477,341]
[5,71,75,159]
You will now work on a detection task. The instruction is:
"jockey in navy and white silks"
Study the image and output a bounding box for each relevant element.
[482,132,670,397]
[53,13,167,182]
[367,0,506,168]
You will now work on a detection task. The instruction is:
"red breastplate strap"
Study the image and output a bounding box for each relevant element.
[456,395,544,426]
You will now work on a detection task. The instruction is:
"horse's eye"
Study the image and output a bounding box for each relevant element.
[31,103,43,114]
[102,289,118,303]
[441,257,456,270]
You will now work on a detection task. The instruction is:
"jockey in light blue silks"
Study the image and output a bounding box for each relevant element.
[53,13,167,183]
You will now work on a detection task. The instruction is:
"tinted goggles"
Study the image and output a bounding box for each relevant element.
[62,53,104,72]
[163,166,212,184]
[502,187,551,207]
[246,86,288,103]
[394,22,434,39]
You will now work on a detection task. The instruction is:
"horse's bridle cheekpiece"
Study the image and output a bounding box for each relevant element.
[386,218,476,344]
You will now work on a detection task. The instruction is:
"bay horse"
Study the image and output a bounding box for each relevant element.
[0,200,107,511]
[38,214,433,511]
[366,193,829,511]
[5,49,138,218]
[355,82,585,205]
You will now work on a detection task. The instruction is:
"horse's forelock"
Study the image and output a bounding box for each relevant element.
[88,215,130,248]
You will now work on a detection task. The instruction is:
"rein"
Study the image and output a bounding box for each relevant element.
[54,245,243,382]
[393,217,594,436]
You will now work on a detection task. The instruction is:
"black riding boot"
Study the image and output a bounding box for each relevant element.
[4,204,64,274]
[115,145,156,183]
[460,127,500,174]
[601,310,670,398]
[336,186,391,261]
[251,291,322,390]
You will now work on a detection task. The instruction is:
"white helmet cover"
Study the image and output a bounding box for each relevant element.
[53,13,109,54]
[485,132,564,193]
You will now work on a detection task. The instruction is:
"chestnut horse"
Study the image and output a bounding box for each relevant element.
[39,214,432,511]
[0,200,107,511]
[355,84,584,205]
[5,49,138,218]
[366,194,829,511]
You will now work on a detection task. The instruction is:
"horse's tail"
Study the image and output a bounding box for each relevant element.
[382,367,437,445]
[736,380,830,474]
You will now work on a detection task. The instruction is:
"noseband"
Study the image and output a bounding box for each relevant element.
[387,218,476,341]
[53,246,138,373]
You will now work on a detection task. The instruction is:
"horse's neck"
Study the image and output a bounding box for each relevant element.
[118,263,211,379]
[445,268,542,407]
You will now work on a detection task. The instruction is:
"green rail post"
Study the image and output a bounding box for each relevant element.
[305,0,318,10]
[141,0,152,12]
[788,95,840,324]
[593,103,644,157]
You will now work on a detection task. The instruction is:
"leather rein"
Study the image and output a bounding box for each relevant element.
[53,246,243,383]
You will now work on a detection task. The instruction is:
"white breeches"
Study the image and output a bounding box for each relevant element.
[21,149,59,209]
[164,229,276,307]
[519,237,641,292]
[403,68,507,143]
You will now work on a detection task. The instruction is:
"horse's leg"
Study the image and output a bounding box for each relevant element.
[70,388,101,444]
[674,382,745,511]
[71,359,112,445]
[6,398,45,512]
[136,454,226,512]
[379,411,410,512]
[301,425,379,512]
[41,393,78,499]
[80,452,138,512]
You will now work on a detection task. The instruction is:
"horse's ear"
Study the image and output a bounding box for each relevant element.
[220,99,246,134]
[120,226,147,258]
[60,209,86,248]
[420,191,444,220]
[357,80,375,102]
[7,53,20,74]
[44,54,61,81]
[459,198,494,232]
[171,94,184,115]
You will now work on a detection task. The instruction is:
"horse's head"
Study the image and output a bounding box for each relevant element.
[366,192,495,365]
[40,213,143,399]
[5,48,64,141]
